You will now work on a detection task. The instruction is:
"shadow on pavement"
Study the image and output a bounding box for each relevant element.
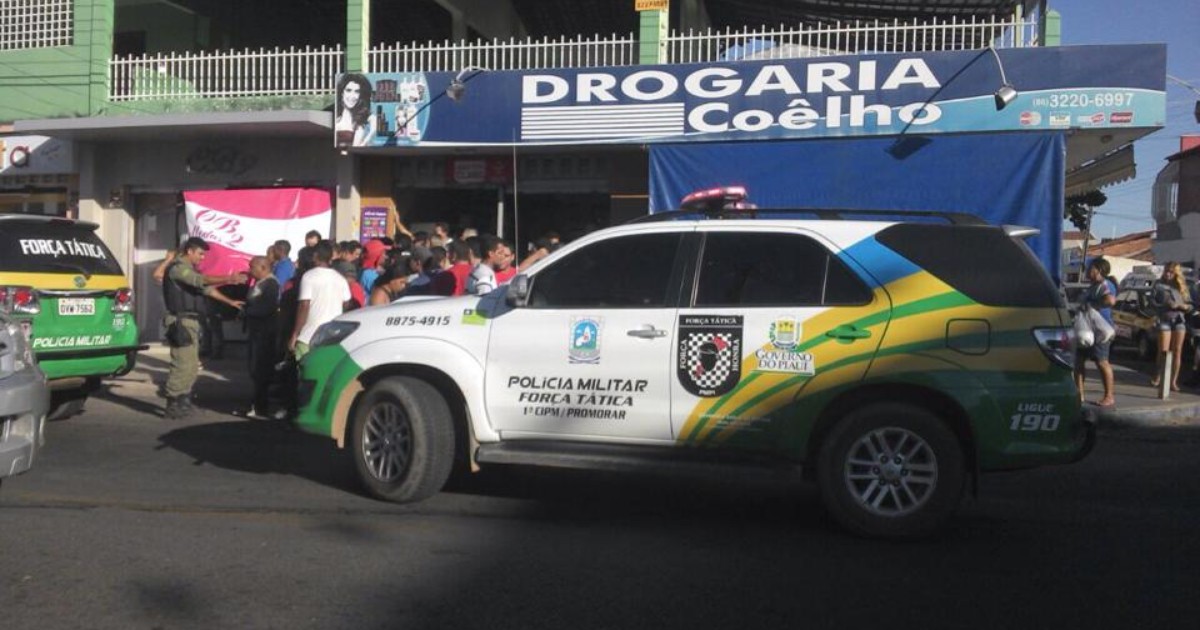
[156,420,360,495]
[444,464,822,529]
[93,383,165,418]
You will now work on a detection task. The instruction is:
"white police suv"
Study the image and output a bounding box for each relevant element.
[295,189,1093,538]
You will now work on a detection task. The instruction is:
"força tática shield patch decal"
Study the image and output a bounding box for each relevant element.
[678,314,743,397]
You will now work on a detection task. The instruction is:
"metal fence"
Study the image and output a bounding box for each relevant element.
[368,33,638,73]
[108,45,344,101]
[667,16,1039,64]
[106,16,1041,101]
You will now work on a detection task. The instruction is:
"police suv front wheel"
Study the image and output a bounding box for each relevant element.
[350,377,455,503]
[817,403,966,539]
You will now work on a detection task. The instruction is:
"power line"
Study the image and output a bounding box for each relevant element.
[1167,74,1200,97]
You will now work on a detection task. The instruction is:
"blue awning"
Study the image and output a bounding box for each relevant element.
[649,131,1065,277]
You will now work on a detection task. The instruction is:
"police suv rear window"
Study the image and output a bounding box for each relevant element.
[876,224,1060,308]
[0,221,125,276]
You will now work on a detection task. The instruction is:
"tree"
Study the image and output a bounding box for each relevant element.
[1065,190,1108,232]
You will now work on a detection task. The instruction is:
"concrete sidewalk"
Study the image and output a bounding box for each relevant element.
[1080,362,1200,430]
[127,342,1200,430]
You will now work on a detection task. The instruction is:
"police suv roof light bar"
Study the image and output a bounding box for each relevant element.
[679,186,756,216]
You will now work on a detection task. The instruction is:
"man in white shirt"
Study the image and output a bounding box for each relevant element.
[467,236,502,296]
[289,241,351,359]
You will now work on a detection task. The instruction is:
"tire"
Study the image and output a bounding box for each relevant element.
[350,376,455,503]
[817,403,966,540]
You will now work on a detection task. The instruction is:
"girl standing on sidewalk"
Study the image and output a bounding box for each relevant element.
[1151,261,1192,391]
[1076,257,1117,407]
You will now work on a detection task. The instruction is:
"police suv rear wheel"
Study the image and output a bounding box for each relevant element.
[351,377,455,503]
[817,403,965,539]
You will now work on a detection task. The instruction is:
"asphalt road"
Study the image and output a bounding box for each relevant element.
[2,360,1198,630]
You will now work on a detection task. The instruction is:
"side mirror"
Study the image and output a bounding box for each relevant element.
[506,274,531,307]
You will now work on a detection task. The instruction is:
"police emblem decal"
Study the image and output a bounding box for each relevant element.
[677,314,743,397]
[569,317,602,364]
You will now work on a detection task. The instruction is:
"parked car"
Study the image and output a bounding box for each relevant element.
[0,312,48,489]
[295,194,1094,539]
[0,216,141,419]
[1111,288,1158,360]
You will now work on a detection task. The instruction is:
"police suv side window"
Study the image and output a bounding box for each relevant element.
[529,232,682,308]
[694,232,872,307]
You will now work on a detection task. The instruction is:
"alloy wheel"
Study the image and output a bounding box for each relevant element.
[843,427,938,517]
[361,401,413,482]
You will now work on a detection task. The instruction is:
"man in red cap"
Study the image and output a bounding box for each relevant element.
[359,239,387,293]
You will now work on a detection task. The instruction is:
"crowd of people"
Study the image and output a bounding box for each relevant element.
[156,225,561,421]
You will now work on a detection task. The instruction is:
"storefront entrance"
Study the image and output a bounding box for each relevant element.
[380,149,646,250]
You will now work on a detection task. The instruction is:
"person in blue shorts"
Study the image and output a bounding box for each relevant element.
[1075,257,1117,406]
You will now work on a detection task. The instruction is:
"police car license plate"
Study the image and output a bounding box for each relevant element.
[58,298,95,316]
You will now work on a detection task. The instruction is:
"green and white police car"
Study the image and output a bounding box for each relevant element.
[0,216,141,419]
[295,196,1094,538]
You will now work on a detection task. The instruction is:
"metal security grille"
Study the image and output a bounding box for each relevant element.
[0,0,73,51]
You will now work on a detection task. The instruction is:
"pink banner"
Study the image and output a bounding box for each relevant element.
[183,188,333,277]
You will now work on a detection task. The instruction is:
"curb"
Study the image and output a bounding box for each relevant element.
[1093,402,1200,430]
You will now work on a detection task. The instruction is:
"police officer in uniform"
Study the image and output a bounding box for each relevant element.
[162,237,244,419]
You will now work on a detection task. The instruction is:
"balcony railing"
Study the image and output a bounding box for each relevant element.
[367,32,638,73]
[667,16,1039,64]
[106,16,1038,101]
[108,45,344,101]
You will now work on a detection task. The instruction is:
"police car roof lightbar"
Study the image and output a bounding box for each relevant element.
[629,203,989,226]
[678,186,757,215]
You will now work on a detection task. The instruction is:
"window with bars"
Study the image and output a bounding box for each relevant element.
[0,0,73,51]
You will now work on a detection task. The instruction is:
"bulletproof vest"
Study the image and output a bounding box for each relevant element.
[162,261,208,315]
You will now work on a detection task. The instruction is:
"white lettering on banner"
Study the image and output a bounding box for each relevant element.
[882,59,940,90]
[523,76,569,104]
[621,70,678,101]
[577,74,618,103]
[806,62,853,93]
[183,202,332,258]
[745,65,802,97]
[522,59,941,105]
[684,98,943,134]
[522,59,945,138]
[684,67,742,98]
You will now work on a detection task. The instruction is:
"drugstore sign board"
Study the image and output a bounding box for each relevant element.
[339,44,1164,148]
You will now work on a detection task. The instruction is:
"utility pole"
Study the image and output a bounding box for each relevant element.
[1078,204,1094,281]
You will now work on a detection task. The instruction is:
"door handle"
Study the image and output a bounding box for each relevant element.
[825,325,872,343]
[627,327,668,339]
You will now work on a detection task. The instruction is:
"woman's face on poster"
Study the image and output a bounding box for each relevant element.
[342,80,362,109]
